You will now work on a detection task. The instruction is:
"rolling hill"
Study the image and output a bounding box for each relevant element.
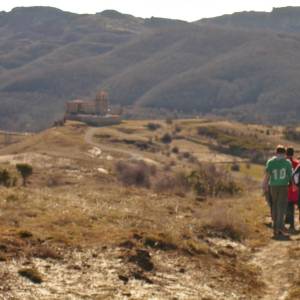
[1,6,300,130]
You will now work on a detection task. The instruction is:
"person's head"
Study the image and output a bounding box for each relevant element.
[276,145,286,156]
[286,147,294,158]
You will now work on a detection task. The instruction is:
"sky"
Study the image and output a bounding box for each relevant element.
[1,0,300,21]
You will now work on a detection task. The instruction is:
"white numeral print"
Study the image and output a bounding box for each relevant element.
[272,168,286,180]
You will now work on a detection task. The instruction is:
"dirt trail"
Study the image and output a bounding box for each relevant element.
[252,236,300,300]
[84,127,159,164]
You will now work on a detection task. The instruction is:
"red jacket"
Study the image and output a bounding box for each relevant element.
[288,157,299,203]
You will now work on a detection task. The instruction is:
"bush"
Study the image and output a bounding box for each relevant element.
[152,171,189,195]
[165,117,173,125]
[115,160,156,188]
[0,169,11,187]
[188,163,241,197]
[146,122,161,131]
[197,126,270,164]
[18,268,43,284]
[249,151,267,164]
[182,152,191,159]
[171,146,179,154]
[283,127,300,142]
[161,133,173,144]
[231,162,240,172]
[16,163,33,186]
[0,168,16,187]
[174,125,182,133]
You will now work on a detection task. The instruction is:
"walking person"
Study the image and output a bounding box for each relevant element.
[285,147,299,233]
[263,145,292,240]
[292,162,300,225]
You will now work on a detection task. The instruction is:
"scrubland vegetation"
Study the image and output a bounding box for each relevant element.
[0,119,299,299]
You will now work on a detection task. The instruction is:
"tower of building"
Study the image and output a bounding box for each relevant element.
[95,91,108,115]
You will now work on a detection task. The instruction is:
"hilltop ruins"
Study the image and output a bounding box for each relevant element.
[64,91,122,126]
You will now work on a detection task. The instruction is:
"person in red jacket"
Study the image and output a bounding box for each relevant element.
[286,147,299,232]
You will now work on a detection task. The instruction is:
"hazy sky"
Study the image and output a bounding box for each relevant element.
[1,0,300,21]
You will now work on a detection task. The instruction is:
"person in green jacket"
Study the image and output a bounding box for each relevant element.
[263,145,292,240]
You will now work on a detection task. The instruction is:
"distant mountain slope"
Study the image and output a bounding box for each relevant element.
[1,6,300,131]
[199,7,300,33]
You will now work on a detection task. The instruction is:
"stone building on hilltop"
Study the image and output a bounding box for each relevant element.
[64,91,121,126]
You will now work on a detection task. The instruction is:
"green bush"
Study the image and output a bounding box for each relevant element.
[16,163,33,186]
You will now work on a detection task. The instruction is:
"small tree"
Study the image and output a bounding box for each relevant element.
[16,163,33,186]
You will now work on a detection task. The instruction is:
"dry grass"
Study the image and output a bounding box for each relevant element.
[203,206,250,241]
[287,271,300,300]
[0,119,281,299]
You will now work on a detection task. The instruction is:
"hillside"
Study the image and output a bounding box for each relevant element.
[1,7,300,130]
[1,119,300,299]
[199,7,300,33]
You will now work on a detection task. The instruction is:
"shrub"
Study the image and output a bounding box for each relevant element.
[152,171,189,195]
[171,146,179,154]
[182,152,191,159]
[188,163,241,197]
[187,154,198,164]
[0,169,11,187]
[283,127,300,142]
[16,163,33,186]
[231,162,240,172]
[161,133,173,144]
[174,125,182,133]
[18,268,43,284]
[197,126,270,164]
[115,160,155,188]
[165,117,173,125]
[249,151,267,164]
[146,122,161,131]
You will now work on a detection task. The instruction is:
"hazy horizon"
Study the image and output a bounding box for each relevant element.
[1,1,300,21]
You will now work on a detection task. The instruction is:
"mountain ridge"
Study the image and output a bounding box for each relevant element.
[1,6,300,130]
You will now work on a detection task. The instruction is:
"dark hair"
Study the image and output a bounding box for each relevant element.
[276,145,286,154]
[287,147,294,157]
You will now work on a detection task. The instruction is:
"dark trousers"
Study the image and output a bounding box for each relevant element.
[265,189,273,219]
[286,202,295,227]
[270,186,288,233]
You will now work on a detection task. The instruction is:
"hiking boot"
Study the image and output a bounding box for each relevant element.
[274,232,290,241]
[289,226,297,234]
[280,227,290,234]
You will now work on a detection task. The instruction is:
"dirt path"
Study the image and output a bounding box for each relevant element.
[84,127,159,165]
[252,235,300,300]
